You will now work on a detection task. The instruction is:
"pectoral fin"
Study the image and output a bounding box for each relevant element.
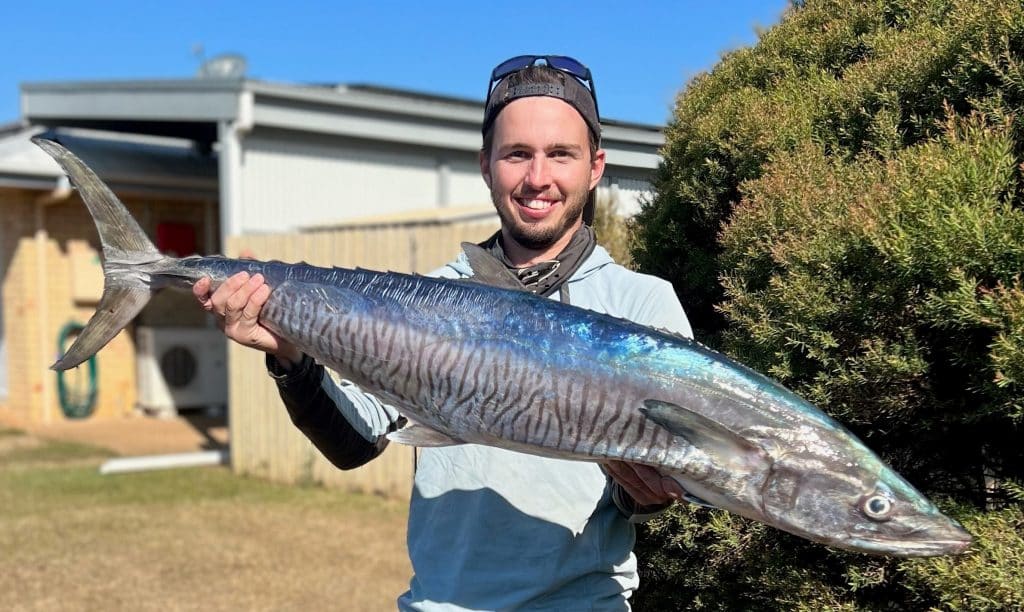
[387,424,463,447]
[641,399,765,460]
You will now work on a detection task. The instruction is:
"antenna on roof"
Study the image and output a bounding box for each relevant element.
[197,53,247,79]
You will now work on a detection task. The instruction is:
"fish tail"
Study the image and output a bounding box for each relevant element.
[33,137,164,371]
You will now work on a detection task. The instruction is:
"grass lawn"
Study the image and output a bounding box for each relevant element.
[0,430,411,611]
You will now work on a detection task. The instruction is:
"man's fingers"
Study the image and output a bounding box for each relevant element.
[192,270,278,355]
[605,461,660,506]
[605,461,680,507]
[210,271,251,315]
[605,461,644,489]
[242,282,271,321]
[660,476,686,500]
[632,464,677,499]
[224,274,264,327]
[226,273,263,313]
[193,276,210,298]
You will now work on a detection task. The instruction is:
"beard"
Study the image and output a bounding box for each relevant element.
[492,188,589,250]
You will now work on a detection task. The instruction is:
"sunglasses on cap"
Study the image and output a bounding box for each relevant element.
[487,55,600,118]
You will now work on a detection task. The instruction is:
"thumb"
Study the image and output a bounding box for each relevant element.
[661,476,685,500]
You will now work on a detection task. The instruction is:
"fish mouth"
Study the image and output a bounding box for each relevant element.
[844,529,973,557]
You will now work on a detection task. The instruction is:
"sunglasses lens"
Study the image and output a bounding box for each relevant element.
[491,55,536,80]
[545,56,590,80]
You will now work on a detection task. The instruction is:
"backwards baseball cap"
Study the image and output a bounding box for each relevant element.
[482,55,601,144]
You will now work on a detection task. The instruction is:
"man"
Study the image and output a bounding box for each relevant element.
[194,55,692,611]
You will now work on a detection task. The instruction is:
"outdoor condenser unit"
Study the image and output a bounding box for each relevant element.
[135,327,227,417]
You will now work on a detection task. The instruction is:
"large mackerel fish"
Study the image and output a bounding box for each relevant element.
[36,137,971,557]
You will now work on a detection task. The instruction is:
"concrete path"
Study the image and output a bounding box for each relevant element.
[8,412,228,456]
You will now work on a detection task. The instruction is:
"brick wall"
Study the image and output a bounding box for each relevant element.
[0,186,216,424]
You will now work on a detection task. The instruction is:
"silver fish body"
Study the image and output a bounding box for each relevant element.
[35,137,971,557]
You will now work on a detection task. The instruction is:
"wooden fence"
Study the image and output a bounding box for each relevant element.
[226,208,499,499]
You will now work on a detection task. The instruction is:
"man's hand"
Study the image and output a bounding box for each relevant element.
[192,272,303,367]
[604,460,685,507]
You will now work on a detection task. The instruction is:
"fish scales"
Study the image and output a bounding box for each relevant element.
[35,137,972,557]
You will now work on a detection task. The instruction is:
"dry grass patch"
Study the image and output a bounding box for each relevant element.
[0,431,410,611]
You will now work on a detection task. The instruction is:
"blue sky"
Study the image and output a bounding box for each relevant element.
[1,1,789,126]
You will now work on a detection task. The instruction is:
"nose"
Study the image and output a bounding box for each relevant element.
[525,155,552,190]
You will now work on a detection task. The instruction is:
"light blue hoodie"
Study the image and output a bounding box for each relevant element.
[323,245,692,611]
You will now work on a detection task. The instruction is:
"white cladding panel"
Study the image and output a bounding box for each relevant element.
[239,135,444,233]
[601,175,653,217]
[446,158,489,207]
[234,132,652,233]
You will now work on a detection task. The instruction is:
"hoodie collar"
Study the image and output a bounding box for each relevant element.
[477,226,596,298]
[448,238,614,284]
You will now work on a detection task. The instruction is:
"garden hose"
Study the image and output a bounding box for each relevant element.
[56,321,98,419]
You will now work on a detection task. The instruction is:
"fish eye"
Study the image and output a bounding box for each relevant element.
[862,495,894,521]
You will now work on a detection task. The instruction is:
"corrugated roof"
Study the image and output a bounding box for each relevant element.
[21,78,664,148]
[0,126,218,196]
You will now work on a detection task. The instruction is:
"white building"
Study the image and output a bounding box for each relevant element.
[21,77,664,241]
[0,73,666,422]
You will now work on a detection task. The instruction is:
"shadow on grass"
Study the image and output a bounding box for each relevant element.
[1,438,115,464]
[181,411,229,451]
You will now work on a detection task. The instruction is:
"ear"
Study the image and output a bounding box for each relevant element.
[589,148,606,190]
[479,149,492,188]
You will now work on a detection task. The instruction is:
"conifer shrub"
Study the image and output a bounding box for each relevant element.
[592,187,635,267]
[632,0,1024,608]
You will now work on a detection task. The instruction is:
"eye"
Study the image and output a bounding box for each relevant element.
[862,495,893,521]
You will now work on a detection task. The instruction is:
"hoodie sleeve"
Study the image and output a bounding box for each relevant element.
[632,278,694,339]
[266,353,405,470]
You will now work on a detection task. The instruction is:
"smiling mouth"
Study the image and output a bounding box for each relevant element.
[516,197,558,211]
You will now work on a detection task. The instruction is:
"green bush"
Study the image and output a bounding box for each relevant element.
[592,187,635,268]
[632,0,1024,608]
[634,0,1024,342]
[902,499,1024,611]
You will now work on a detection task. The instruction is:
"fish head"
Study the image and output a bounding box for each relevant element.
[760,452,972,557]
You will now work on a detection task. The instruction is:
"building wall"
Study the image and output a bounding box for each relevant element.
[0,186,215,424]
[0,190,33,415]
[238,130,489,234]
[0,205,8,402]
[601,171,654,217]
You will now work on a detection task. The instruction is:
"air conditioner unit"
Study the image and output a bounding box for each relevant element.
[136,327,227,417]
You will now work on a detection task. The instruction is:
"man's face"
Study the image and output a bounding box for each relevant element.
[480,96,605,251]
